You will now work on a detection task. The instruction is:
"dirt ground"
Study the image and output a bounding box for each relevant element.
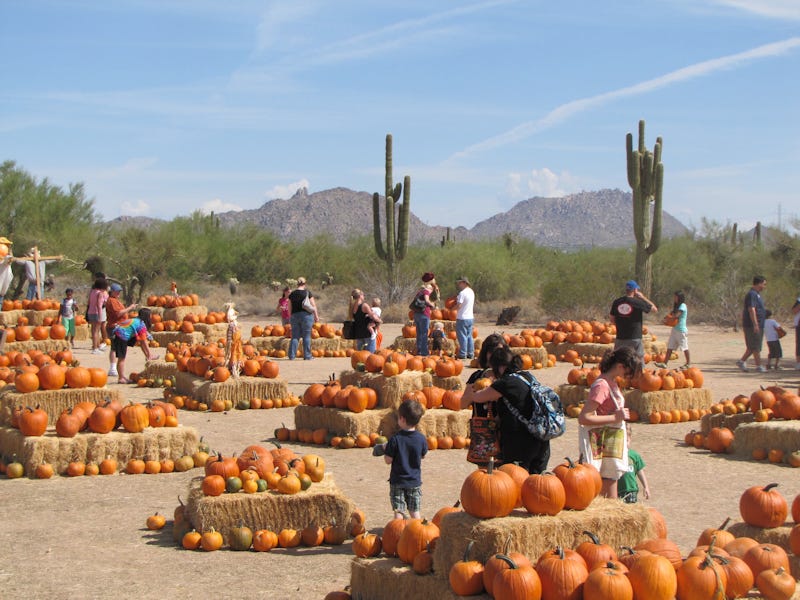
[0,319,799,599]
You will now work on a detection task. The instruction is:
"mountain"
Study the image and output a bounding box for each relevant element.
[110,187,690,249]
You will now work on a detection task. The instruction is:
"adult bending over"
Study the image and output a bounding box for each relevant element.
[461,345,550,473]
[349,289,382,353]
[578,346,638,498]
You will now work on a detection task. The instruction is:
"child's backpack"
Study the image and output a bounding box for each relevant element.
[505,372,566,441]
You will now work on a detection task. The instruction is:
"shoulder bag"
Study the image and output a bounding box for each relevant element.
[467,401,501,466]
[302,291,315,313]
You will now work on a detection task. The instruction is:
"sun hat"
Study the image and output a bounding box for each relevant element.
[421,272,435,282]
[625,280,640,290]
[110,283,123,293]
[456,276,470,285]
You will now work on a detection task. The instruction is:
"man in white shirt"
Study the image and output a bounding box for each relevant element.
[455,276,475,360]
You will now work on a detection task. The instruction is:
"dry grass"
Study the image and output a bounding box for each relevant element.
[340,370,433,410]
[173,372,289,403]
[293,405,391,437]
[730,420,800,457]
[350,558,467,600]
[701,411,755,434]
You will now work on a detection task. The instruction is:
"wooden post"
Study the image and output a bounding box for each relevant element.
[13,246,63,299]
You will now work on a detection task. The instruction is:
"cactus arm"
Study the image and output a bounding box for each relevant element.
[647,163,664,254]
[397,176,410,260]
[385,196,395,264]
[626,134,639,189]
[638,120,646,153]
[372,192,387,260]
[391,182,402,205]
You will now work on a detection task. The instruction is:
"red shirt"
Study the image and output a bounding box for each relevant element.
[106,296,126,328]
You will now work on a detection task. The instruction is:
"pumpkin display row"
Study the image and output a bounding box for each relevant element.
[710,385,800,422]
[0,348,80,387]
[166,391,301,413]
[1,321,88,344]
[250,321,341,340]
[1,298,63,312]
[10,364,109,394]
[11,399,179,437]
[566,365,704,392]
[145,293,201,308]
[149,310,227,332]
[1,453,203,479]
[686,426,800,468]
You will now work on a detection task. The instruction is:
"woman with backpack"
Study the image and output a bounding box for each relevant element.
[578,346,638,498]
[410,272,438,356]
[460,345,551,474]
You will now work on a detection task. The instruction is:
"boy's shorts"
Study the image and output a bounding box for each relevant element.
[767,340,782,359]
[390,485,422,515]
[61,317,76,337]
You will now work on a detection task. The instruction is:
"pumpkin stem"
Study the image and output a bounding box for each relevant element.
[763,482,780,492]
[494,553,518,570]
[717,516,731,531]
[582,530,601,545]
[463,540,474,562]
[564,456,576,468]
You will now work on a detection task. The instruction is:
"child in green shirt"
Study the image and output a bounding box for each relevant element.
[618,424,651,503]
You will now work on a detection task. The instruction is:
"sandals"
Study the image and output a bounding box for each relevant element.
[117,377,131,384]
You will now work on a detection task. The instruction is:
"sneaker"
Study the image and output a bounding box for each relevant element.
[756,365,767,373]
[681,363,692,370]
[90,348,101,355]
[736,360,747,372]
[108,369,118,378]
[99,343,107,350]
[654,362,667,369]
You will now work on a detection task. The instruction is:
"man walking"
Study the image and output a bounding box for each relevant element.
[609,280,658,361]
[455,276,475,360]
[737,275,767,372]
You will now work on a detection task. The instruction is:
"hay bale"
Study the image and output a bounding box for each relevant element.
[431,376,463,391]
[340,370,433,410]
[0,309,24,327]
[0,424,199,477]
[625,388,714,422]
[509,347,549,365]
[26,309,61,326]
[248,336,289,352]
[731,420,800,457]
[544,342,612,359]
[0,387,124,425]
[192,322,229,341]
[74,324,90,341]
[184,472,355,543]
[406,408,471,438]
[293,405,391,437]
[350,558,482,600]
[247,336,345,354]
[174,372,289,403]
[139,360,179,381]
[4,339,69,354]
[151,331,206,347]
[390,336,457,355]
[433,498,655,580]
[700,411,755,434]
[556,384,589,407]
[163,305,208,321]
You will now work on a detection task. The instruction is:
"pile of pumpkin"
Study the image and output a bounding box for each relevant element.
[250,321,342,341]
[145,292,201,308]
[199,443,325,499]
[565,363,705,392]
[164,389,301,413]
[148,309,228,333]
[8,362,109,394]
[0,318,87,344]
[344,349,465,377]
[1,298,66,312]
[707,385,800,422]
[12,398,179,438]
[170,340,281,381]
[0,347,80,388]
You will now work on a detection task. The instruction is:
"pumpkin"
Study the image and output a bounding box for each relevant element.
[38,364,66,390]
[576,531,618,570]
[19,406,48,436]
[582,561,632,600]
[397,518,440,564]
[14,371,40,393]
[229,523,253,551]
[87,403,117,434]
[740,483,788,528]
[648,507,669,539]
[535,545,589,600]
[55,408,83,438]
[120,402,150,433]
[99,457,118,475]
[743,543,790,579]
[676,550,728,600]
[35,463,54,479]
[626,553,677,600]
[553,457,599,510]
[460,457,517,519]
[724,536,759,559]
[236,447,274,479]
[448,540,485,596]
[200,528,223,551]
[181,529,202,550]
[381,518,408,557]
[322,519,348,545]
[252,529,279,552]
[756,566,796,600]
[66,461,86,477]
[497,462,528,507]
[696,517,735,548]
[722,555,754,600]
[705,427,734,454]
[521,471,566,516]
[484,540,532,596]
[205,453,240,479]
[491,554,542,600]
[412,542,434,575]
[146,513,167,530]
[432,499,462,527]
[635,538,683,570]
[352,532,382,558]
[201,474,226,497]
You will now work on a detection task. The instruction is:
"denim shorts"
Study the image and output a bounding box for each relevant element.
[389,485,422,514]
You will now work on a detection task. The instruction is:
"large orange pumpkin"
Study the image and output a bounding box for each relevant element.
[65,366,92,389]
[38,364,66,391]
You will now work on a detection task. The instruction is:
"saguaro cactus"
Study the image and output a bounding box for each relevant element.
[626,119,664,296]
[372,134,410,295]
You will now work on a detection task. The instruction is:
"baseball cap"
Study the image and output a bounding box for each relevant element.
[625,280,640,290]
[110,283,123,293]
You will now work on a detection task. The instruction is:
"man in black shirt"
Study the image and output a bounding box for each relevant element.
[609,280,658,361]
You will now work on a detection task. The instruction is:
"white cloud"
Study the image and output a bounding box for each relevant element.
[255,1,318,52]
[120,200,150,216]
[200,199,243,214]
[266,178,309,200]
[505,168,578,199]
[712,0,800,19]
[449,37,800,161]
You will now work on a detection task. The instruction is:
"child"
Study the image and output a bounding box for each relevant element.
[764,310,786,370]
[658,290,689,369]
[380,400,427,519]
[59,288,79,348]
[618,424,650,503]
[368,297,382,346]
[277,287,291,325]
[430,321,446,355]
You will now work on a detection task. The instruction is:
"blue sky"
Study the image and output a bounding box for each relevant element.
[2,0,799,231]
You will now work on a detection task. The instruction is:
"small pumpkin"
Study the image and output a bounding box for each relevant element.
[352,532,382,558]
[146,512,167,530]
[448,540,485,596]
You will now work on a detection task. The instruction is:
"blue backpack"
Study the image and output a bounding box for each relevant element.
[504,372,566,441]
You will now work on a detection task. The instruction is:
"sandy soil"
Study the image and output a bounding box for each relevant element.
[0,320,799,599]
